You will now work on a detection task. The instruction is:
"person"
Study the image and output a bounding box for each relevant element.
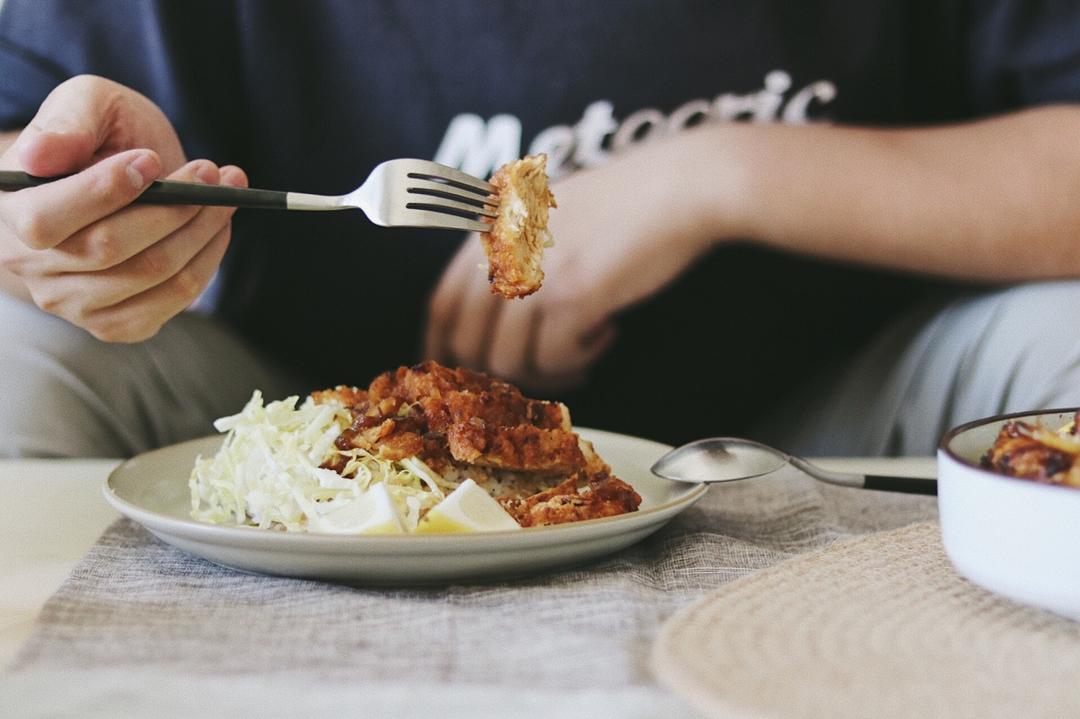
[2,0,1080,458]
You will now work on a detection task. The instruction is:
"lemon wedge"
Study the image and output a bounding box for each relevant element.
[307,482,406,535]
[415,478,521,533]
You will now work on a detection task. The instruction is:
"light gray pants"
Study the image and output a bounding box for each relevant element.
[0,294,301,458]
[755,280,1080,456]
[3,281,1080,458]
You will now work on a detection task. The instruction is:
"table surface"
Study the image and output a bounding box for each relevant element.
[0,455,936,670]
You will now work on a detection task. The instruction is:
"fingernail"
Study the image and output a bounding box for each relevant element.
[126,153,160,189]
[194,162,219,185]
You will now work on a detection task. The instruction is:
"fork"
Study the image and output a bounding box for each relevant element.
[0,158,497,233]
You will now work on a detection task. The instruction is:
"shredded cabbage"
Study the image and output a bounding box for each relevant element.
[188,391,459,532]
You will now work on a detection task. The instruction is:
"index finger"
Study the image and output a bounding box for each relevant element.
[0,148,161,250]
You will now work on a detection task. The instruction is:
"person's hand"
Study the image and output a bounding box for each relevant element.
[425,133,728,391]
[0,75,247,342]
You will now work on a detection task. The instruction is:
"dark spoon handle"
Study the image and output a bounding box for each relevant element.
[863,474,938,495]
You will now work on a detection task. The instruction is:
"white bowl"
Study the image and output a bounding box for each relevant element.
[938,409,1080,620]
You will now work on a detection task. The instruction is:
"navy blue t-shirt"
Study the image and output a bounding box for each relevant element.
[2,0,1079,442]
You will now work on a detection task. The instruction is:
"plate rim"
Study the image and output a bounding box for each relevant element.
[103,427,709,551]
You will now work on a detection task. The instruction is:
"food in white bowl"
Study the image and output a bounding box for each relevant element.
[980,413,1080,487]
[937,409,1080,620]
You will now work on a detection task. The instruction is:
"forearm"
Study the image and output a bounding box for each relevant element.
[683,107,1080,281]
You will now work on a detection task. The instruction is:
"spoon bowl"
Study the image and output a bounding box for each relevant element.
[651,437,937,495]
[650,438,789,483]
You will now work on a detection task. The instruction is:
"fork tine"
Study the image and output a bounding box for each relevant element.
[396,159,496,195]
[405,177,498,205]
[406,181,498,214]
[406,192,498,218]
[394,207,491,233]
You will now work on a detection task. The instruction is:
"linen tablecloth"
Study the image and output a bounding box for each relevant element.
[2,468,937,718]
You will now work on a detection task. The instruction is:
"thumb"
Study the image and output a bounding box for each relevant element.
[15,76,119,176]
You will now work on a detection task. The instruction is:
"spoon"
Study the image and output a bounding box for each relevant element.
[650,437,937,495]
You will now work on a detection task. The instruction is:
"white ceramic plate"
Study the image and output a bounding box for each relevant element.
[103,428,707,585]
[938,409,1080,620]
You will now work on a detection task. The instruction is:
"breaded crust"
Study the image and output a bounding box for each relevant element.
[483,154,556,298]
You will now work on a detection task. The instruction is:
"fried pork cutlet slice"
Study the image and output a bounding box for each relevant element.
[312,361,643,526]
[483,154,556,299]
[367,362,569,432]
[368,361,497,399]
[440,388,570,432]
[325,361,580,472]
[446,422,584,473]
[498,434,641,527]
[499,472,643,528]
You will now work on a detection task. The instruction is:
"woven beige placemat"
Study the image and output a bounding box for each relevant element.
[652,521,1080,719]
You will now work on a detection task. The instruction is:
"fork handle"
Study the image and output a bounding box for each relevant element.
[0,171,288,209]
